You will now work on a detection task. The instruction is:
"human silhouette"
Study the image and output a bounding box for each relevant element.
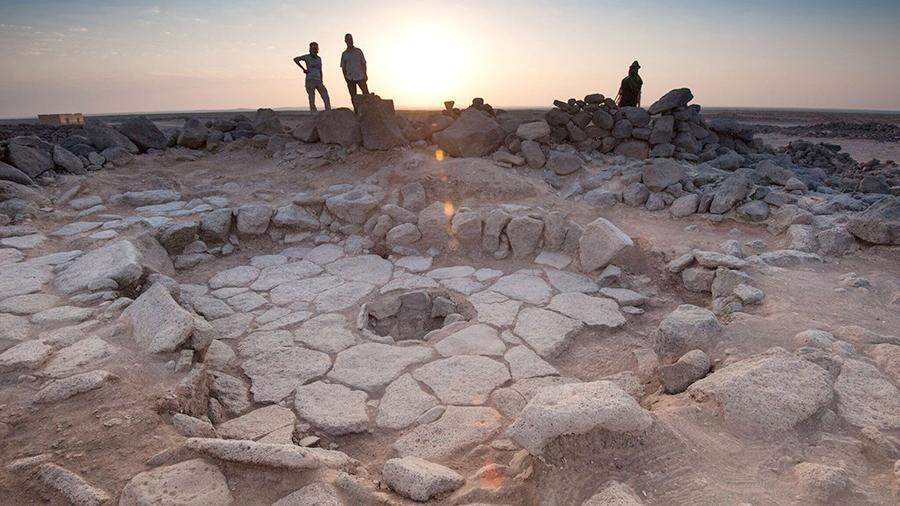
[616,61,643,107]
[340,33,368,110]
[293,42,331,112]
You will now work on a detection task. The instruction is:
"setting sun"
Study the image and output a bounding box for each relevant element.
[381,24,469,108]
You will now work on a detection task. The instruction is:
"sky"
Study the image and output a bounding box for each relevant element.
[1,0,899,118]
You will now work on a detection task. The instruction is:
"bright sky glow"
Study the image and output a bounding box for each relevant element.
[1,0,898,117]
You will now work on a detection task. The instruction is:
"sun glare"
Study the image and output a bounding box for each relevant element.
[383,25,467,108]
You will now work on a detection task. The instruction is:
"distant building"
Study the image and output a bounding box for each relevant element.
[38,113,84,126]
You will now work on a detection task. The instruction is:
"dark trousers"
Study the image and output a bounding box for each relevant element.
[346,79,369,111]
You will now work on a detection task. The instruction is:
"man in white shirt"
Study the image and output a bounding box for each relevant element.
[293,41,331,112]
[340,33,368,110]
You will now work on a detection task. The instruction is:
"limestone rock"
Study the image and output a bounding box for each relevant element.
[393,406,503,460]
[326,189,379,224]
[328,342,434,392]
[433,108,505,157]
[376,373,439,430]
[578,218,633,272]
[38,463,111,506]
[121,283,195,353]
[382,456,464,502]
[513,307,583,358]
[241,347,331,403]
[412,355,510,405]
[507,381,653,455]
[54,240,143,294]
[688,348,833,433]
[119,458,232,506]
[294,381,369,435]
[34,370,117,403]
[506,216,544,257]
[655,305,721,356]
[547,292,625,328]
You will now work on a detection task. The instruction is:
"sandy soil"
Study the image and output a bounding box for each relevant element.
[1,111,899,505]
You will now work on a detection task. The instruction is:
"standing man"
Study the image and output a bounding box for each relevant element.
[340,33,368,110]
[616,60,643,107]
[293,42,331,112]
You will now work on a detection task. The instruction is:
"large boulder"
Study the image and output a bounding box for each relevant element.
[54,240,144,294]
[688,348,833,434]
[833,358,900,430]
[0,160,34,185]
[5,141,53,178]
[506,381,653,455]
[433,108,505,158]
[846,197,900,245]
[655,305,721,356]
[578,217,633,272]
[252,108,284,135]
[117,116,168,151]
[356,94,407,150]
[85,120,139,153]
[52,145,84,173]
[316,108,362,147]
[642,158,685,192]
[710,174,754,214]
[648,88,694,115]
[177,119,208,149]
[121,283,195,353]
[612,140,649,160]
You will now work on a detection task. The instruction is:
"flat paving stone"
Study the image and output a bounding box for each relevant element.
[504,345,559,380]
[490,273,551,305]
[1,234,46,249]
[412,355,510,405]
[469,291,521,328]
[393,406,503,460]
[227,291,268,312]
[304,244,345,265]
[191,296,234,320]
[328,342,434,392]
[599,287,647,306]
[0,339,52,372]
[293,381,369,435]
[50,222,103,237]
[513,307,583,358]
[544,268,599,294]
[547,292,626,328]
[294,313,357,354]
[381,274,439,293]
[427,266,475,280]
[0,313,31,342]
[325,255,393,285]
[250,261,323,291]
[376,373,439,430]
[434,324,506,357]
[0,294,61,315]
[207,266,260,290]
[439,277,483,295]
[0,263,53,300]
[395,256,432,273]
[216,405,297,440]
[241,347,331,403]
[31,306,94,325]
[313,281,374,312]
[533,251,572,269]
[41,337,116,378]
[270,276,344,305]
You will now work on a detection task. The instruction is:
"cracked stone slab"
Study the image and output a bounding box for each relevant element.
[412,355,510,405]
[547,292,626,328]
[313,281,374,312]
[208,266,261,290]
[504,346,559,380]
[41,337,116,378]
[544,268,599,294]
[293,381,369,435]
[270,275,344,305]
[434,323,506,357]
[250,261,323,291]
[393,406,503,460]
[513,307,584,358]
[375,373,439,430]
[241,347,331,403]
[328,342,434,392]
[325,255,393,285]
[294,313,357,354]
[490,273,551,305]
[217,405,297,441]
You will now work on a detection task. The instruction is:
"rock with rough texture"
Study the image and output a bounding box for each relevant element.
[642,158,685,192]
[412,355,510,405]
[34,370,117,403]
[294,381,369,435]
[0,339,52,372]
[504,345,558,380]
[435,323,506,357]
[688,348,833,434]
[710,174,753,214]
[669,193,700,217]
[792,462,850,504]
[658,349,710,394]
[546,150,582,175]
[252,108,283,135]
[491,272,551,304]
[119,459,232,506]
[54,240,143,294]
[433,108,505,157]
[847,196,900,245]
[356,94,407,150]
[316,108,362,147]
[648,88,694,115]
[376,373,439,430]
[273,483,342,506]
[117,116,168,151]
[177,118,208,149]
[216,405,296,440]
[235,205,272,235]
[328,342,433,391]
[583,481,644,506]
[578,217,634,272]
[514,307,584,358]
[833,358,900,430]
[516,120,551,141]
[382,456,464,502]
[241,347,331,402]
[326,189,380,224]
[38,463,111,506]
[184,437,357,470]
[547,292,626,328]
[6,142,54,178]
[613,140,650,160]
[0,160,34,185]
[393,406,502,460]
[655,305,721,356]
[121,283,195,353]
[52,145,84,173]
[506,216,544,257]
[507,381,653,455]
[520,140,546,169]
